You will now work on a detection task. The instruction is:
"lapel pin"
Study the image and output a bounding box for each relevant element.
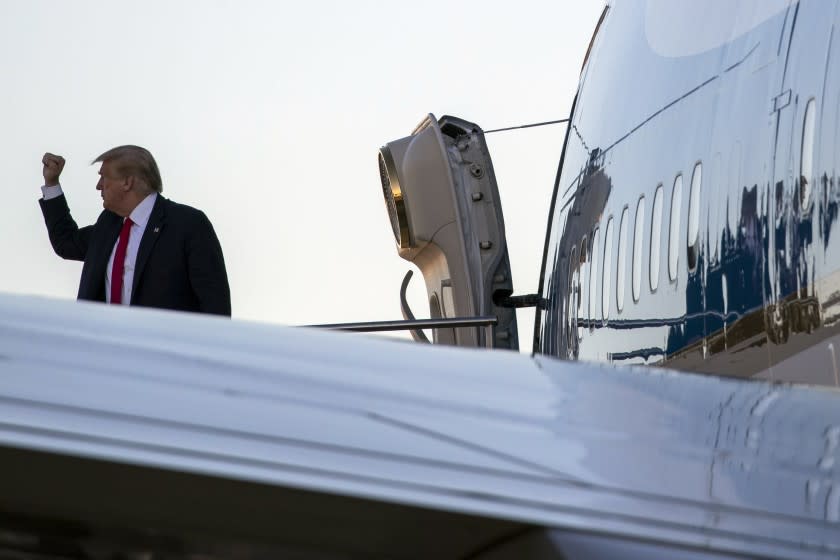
[154,227,160,233]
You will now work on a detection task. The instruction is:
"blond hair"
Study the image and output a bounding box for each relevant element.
[94,145,163,193]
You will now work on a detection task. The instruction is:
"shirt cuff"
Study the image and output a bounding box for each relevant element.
[41,184,63,200]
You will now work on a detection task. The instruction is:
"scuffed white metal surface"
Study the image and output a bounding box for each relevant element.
[1,293,839,558]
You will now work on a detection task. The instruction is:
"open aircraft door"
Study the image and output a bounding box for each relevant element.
[378,115,518,349]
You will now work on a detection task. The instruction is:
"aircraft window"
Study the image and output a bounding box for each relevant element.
[801,98,816,210]
[687,163,701,272]
[632,197,645,302]
[710,153,722,264]
[649,185,663,291]
[730,143,743,230]
[602,217,614,321]
[589,227,600,326]
[668,175,683,281]
[575,235,589,318]
[568,246,579,342]
[617,208,629,312]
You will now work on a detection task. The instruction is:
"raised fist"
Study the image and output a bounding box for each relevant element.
[42,153,65,187]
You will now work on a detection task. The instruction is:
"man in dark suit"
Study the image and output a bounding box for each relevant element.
[39,145,231,316]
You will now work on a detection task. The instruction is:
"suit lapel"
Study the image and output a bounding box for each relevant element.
[97,216,123,271]
[84,214,122,301]
[131,195,167,303]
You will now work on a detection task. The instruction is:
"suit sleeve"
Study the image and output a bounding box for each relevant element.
[38,194,93,262]
[186,211,232,316]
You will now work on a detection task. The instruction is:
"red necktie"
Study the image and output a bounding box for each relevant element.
[110,218,133,304]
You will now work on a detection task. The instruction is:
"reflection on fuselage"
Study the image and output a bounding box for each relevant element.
[536,1,840,387]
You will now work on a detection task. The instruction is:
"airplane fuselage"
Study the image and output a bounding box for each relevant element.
[536,0,840,386]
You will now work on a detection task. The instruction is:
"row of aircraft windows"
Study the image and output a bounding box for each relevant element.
[570,96,818,325]
[574,162,703,322]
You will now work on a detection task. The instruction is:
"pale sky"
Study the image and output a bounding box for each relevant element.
[0,1,604,351]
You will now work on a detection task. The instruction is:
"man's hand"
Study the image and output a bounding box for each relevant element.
[42,153,65,187]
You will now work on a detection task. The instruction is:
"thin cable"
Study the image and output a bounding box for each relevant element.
[484,118,570,134]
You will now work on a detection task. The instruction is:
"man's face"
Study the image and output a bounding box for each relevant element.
[96,161,128,216]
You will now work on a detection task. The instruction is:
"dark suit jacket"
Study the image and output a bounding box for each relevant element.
[40,194,231,316]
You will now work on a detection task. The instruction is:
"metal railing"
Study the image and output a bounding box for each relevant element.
[308,316,498,348]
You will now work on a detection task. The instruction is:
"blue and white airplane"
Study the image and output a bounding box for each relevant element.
[382,0,840,387]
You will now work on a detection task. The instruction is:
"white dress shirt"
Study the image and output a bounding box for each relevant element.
[42,185,158,305]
